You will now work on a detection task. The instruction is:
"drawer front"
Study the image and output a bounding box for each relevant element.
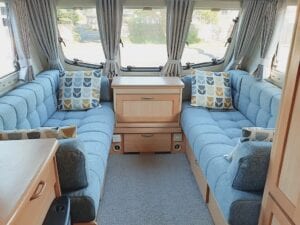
[11,158,58,225]
[124,133,171,152]
[115,94,181,123]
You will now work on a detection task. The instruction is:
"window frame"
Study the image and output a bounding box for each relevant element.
[268,4,298,88]
[0,2,19,80]
[57,7,106,68]
[56,4,240,72]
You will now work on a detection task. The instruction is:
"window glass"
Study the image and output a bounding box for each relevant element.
[120,8,167,67]
[272,6,297,74]
[0,3,16,78]
[181,9,239,65]
[57,8,105,65]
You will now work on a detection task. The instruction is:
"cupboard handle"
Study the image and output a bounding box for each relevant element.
[141,96,154,100]
[30,181,46,201]
[141,134,154,138]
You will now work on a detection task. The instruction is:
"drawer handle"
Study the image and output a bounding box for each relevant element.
[30,181,46,201]
[141,134,154,138]
[141,96,154,100]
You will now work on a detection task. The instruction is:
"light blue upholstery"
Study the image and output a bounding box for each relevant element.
[0,70,114,223]
[181,70,281,225]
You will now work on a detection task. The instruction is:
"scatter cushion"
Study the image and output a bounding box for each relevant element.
[227,141,272,191]
[58,70,101,111]
[241,127,275,142]
[191,70,233,109]
[224,127,275,162]
[56,139,88,192]
[0,125,76,140]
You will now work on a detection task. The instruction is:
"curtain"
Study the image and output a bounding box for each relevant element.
[161,0,194,77]
[96,0,123,78]
[25,0,63,71]
[252,0,279,80]
[8,0,34,81]
[225,0,268,71]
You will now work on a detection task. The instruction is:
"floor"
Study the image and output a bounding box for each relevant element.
[98,153,214,225]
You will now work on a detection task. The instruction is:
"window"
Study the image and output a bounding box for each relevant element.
[120,8,167,68]
[57,8,105,65]
[181,9,239,65]
[270,6,297,85]
[0,3,16,78]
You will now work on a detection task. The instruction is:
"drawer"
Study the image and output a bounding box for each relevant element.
[115,94,181,123]
[11,158,58,225]
[124,133,171,152]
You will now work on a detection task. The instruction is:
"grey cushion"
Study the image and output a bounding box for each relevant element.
[56,139,88,192]
[228,141,272,191]
[181,75,192,102]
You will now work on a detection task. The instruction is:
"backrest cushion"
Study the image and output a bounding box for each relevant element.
[0,70,59,130]
[236,75,281,128]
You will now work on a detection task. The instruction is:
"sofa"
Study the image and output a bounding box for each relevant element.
[181,70,281,225]
[0,70,115,223]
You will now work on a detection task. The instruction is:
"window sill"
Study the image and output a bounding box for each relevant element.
[0,72,20,96]
[64,59,103,70]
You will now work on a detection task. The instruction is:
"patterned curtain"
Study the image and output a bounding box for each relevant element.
[8,0,34,81]
[161,0,194,77]
[26,0,63,71]
[96,0,123,78]
[225,0,268,71]
[252,0,279,80]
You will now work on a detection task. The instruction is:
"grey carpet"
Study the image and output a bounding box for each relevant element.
[98,154,214,225]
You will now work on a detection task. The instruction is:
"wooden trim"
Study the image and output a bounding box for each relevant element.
[185,141,209,203]
[185,140,228,225]
[73,221,97,225]
[207,191,229,225]
[114,127,182,134]
[116,122,180,128]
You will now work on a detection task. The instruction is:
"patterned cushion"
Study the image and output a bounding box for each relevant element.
[224,127,275,162]
[58,70,102,111]
[241,127,275,142]
[0,125,76,140]
[191,70,233,109]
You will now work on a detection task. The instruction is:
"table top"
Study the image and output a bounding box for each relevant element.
[111,76,184,88]
[0,139,58,225]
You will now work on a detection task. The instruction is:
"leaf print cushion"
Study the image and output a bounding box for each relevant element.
[191,70,233,109]
[58,70,102,111]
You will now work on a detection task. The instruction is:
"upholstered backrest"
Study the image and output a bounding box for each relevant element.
[235,75,281,128]
[181,70,281,128]
[0,70,113,130]
[0,70,59,130]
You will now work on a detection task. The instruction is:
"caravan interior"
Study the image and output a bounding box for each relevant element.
[0,0,299,225]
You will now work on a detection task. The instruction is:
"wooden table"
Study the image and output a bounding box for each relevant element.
[0,139,61,225]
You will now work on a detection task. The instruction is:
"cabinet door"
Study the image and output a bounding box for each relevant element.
[261,197,294,225]
[259,7,300,225]
[115,94,181,123]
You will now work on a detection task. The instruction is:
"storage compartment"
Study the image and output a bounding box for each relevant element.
[43,196,71,225]
[11,158,57,225]
[115,94,181,123]
[124,133,171,152]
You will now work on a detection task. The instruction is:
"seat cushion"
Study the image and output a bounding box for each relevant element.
[44,102,115,223]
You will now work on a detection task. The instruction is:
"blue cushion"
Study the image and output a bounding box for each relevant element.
[56,139,88,192]
[181,75,192,102]
[228,141,272,191]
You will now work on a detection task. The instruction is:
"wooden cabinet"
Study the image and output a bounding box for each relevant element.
[111,77,185,153]
[259,6,300,225]
[0,139,61,225]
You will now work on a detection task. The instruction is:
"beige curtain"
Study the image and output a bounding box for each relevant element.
[96,0,123,78]
[161,0,194,77]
